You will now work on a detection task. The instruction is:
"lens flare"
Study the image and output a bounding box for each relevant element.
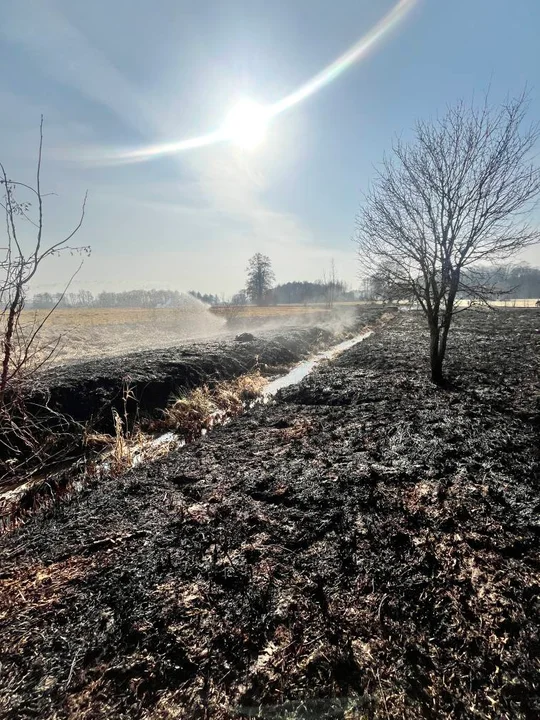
[109,129,228,163]
[271,0,416,115]
[103,0,417,164]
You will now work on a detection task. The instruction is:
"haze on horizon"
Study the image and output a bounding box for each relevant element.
[1,0,539,297]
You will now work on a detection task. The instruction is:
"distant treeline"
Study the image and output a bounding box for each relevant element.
[230,281,355,306]
[471,265,540,299]
[362,264,540,301]
[31,265,539,310]
[271,281,355,304]
[30,289,220,309]
[30,282,354,309]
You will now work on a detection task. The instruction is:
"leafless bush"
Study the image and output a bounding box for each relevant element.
[0,117,89,483]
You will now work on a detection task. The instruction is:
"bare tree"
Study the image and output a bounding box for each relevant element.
[369,261,416,304]
[355,93,540,383]
[321,259,348,308]
[0,118,89,480]
[246,253,275,306]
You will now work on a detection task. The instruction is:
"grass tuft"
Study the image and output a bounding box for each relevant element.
[164,371,267,439]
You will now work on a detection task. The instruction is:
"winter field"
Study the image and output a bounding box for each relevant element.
[14,298,538,367]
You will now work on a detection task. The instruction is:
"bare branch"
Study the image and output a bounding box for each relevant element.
[0,117,90,481]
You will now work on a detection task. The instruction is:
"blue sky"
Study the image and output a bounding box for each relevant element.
[1,0,540,296]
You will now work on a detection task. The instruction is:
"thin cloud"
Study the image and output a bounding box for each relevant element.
[0,0,153,135]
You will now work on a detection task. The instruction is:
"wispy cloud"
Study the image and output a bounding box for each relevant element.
[0,0,154,135]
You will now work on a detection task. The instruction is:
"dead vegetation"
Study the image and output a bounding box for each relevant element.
[0,119,89,487]
[162,371,267,440]
[84,377,145,475]
[0,371,269,531]
[1,309,537,719]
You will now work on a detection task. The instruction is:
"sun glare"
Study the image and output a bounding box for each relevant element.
[222,100,269,150]
[104,0,418,163]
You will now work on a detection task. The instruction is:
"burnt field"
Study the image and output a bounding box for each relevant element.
[0,309,539,719]
[0,304,386,499]
[17,303,356,367]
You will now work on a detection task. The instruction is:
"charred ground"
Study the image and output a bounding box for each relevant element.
[0,309,538,719]
[25,325,340,432]
[2,307,383,496]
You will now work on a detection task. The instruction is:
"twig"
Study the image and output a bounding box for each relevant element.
[65,647,81,689]
[375,668,391,719]
[377,592,388,622]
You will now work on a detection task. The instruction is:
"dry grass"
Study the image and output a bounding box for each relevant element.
[16,307,226,366]
[82,372,267,480]
[164,371,267,439]
[83,378,142,475]
[20,307,216,328]
[84,413,176,479]
[0,556,105,625]
[163,387,215,438]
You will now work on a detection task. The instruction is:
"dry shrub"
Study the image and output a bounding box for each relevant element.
[83,379,144,476]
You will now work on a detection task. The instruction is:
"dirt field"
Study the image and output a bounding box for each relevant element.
[0,308,539,719]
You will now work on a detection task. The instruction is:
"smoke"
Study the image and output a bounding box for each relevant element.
[23,286,369,370]
[227,303,361,339]
[31,293,228,367]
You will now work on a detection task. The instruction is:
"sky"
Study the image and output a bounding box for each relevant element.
[1,0,540,298]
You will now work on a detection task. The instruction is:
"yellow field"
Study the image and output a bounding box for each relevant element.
[23,307,212,328]
[17,306,227,366]
[11,299,538,368]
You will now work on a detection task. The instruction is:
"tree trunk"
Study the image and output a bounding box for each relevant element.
[429,304,456,385]
[429,326,444,385]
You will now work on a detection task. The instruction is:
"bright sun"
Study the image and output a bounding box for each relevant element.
[222,99,269,150]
